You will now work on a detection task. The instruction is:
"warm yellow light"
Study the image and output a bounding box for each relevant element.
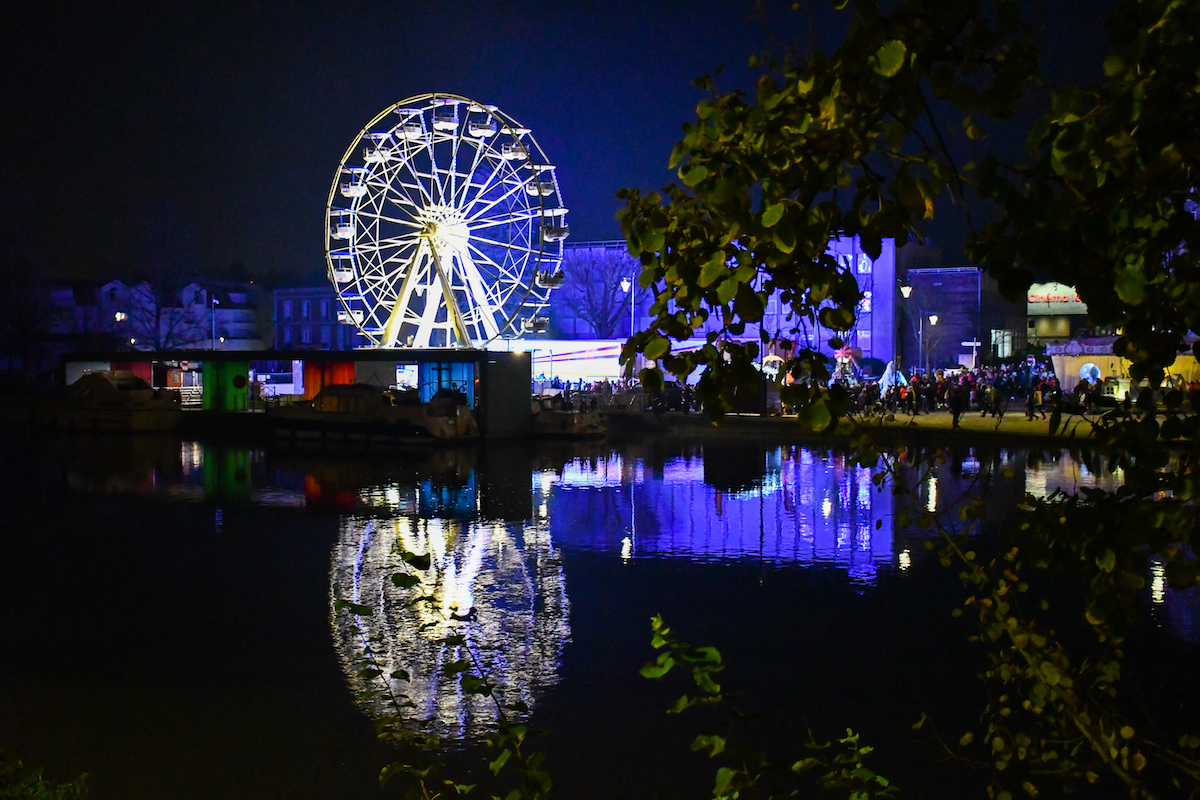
[1151,560,1166,604]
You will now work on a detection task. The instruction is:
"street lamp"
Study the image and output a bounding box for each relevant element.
[620,277,635,337]
[922,314,938,374]
[902,282,940,375]
[897,282,913,370]
[211,293,220,350]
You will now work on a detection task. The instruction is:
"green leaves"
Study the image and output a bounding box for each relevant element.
[699,252,727,288]
[771,222,797,254]
[391,572,421,589]
[488,749,511,775]
[461,673,492,696]
[620,5,1200,794]
[872,40,907,77]
[1113,265,1146,305]
[401,550,432,570]
[681,163,709,187]
[639,653,677,679]
[761,201,785,228]
[643,336,670,361]
[645,616,896,798]
[334,599,374,616]
[692,734,727,756]
[443,659,473,676]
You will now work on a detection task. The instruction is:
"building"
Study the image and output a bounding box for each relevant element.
[273,286,363,351]
[1024,281,1106,345]
[548,236,897,369]
[899,267,1026,371]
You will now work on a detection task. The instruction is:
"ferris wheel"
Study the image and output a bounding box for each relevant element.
[325,93,568,348]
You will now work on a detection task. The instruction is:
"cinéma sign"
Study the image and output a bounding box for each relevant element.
[1027,282,1087,316]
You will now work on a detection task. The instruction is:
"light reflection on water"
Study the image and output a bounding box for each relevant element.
[48,434,1199,741]
[329,515,570,740]
[538,449,894,583]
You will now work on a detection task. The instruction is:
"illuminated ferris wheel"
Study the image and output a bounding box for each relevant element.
[325,93,569,348]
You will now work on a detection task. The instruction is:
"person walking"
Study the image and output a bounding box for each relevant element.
[949,378,967,429]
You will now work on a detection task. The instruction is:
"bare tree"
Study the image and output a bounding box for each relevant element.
[558,245,648,338]
[90,279,209,351]
[125,281,210,350]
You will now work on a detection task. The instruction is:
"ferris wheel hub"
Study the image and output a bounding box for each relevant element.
[419,204,470,249]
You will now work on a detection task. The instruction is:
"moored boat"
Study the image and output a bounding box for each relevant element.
[268,384,479,445]
[532,393,606,439]
[34,371,182,432]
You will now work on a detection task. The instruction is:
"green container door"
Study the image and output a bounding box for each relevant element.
[201,360,251,411]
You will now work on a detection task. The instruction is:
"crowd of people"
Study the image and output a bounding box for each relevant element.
[531,363,1184,426]
[849,363,1091,427]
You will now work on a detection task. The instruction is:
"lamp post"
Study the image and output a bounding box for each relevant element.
[211,293,220,350]
[921,314,939,374]
[902,283,941,374]
[619,277,635,337]
[898,282,912,371]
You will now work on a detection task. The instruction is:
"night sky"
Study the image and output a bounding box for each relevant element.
[3,1,1112,283]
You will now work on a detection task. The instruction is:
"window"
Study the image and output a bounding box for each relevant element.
[301,326,312,344]
[106,287,118,303]
[301,300,312,320]
[282,327,293,346]
[321,326,332,346]
[320,299,331,320]
[991,329,1013,358]
[282,300,293,320]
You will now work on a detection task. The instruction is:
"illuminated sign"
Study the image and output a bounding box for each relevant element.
[1027,282,1087,316]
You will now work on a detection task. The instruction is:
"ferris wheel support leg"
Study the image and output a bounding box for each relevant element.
[428,239,473,348]
[457,249,502,341]
[381,243,427,347]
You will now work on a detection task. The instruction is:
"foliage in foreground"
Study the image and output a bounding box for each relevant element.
[862,442,1200,799]
[335,2,1200,798]
[0,756,86,800]
[641,614,897,800]
[614,0,1200,796]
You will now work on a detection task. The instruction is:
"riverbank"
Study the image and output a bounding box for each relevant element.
[1,394,1101,447]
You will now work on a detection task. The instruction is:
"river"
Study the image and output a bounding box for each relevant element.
[0,431,1195,799]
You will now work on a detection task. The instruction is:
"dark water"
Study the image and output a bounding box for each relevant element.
[0,431,1195,799]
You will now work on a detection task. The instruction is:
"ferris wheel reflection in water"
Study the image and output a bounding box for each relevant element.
[329,514,570,740]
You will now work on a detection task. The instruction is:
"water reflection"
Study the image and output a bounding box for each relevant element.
[329,515,570,739]
[908,447,1123,516]
[539,447,895,583]
[41,433,1195,655]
